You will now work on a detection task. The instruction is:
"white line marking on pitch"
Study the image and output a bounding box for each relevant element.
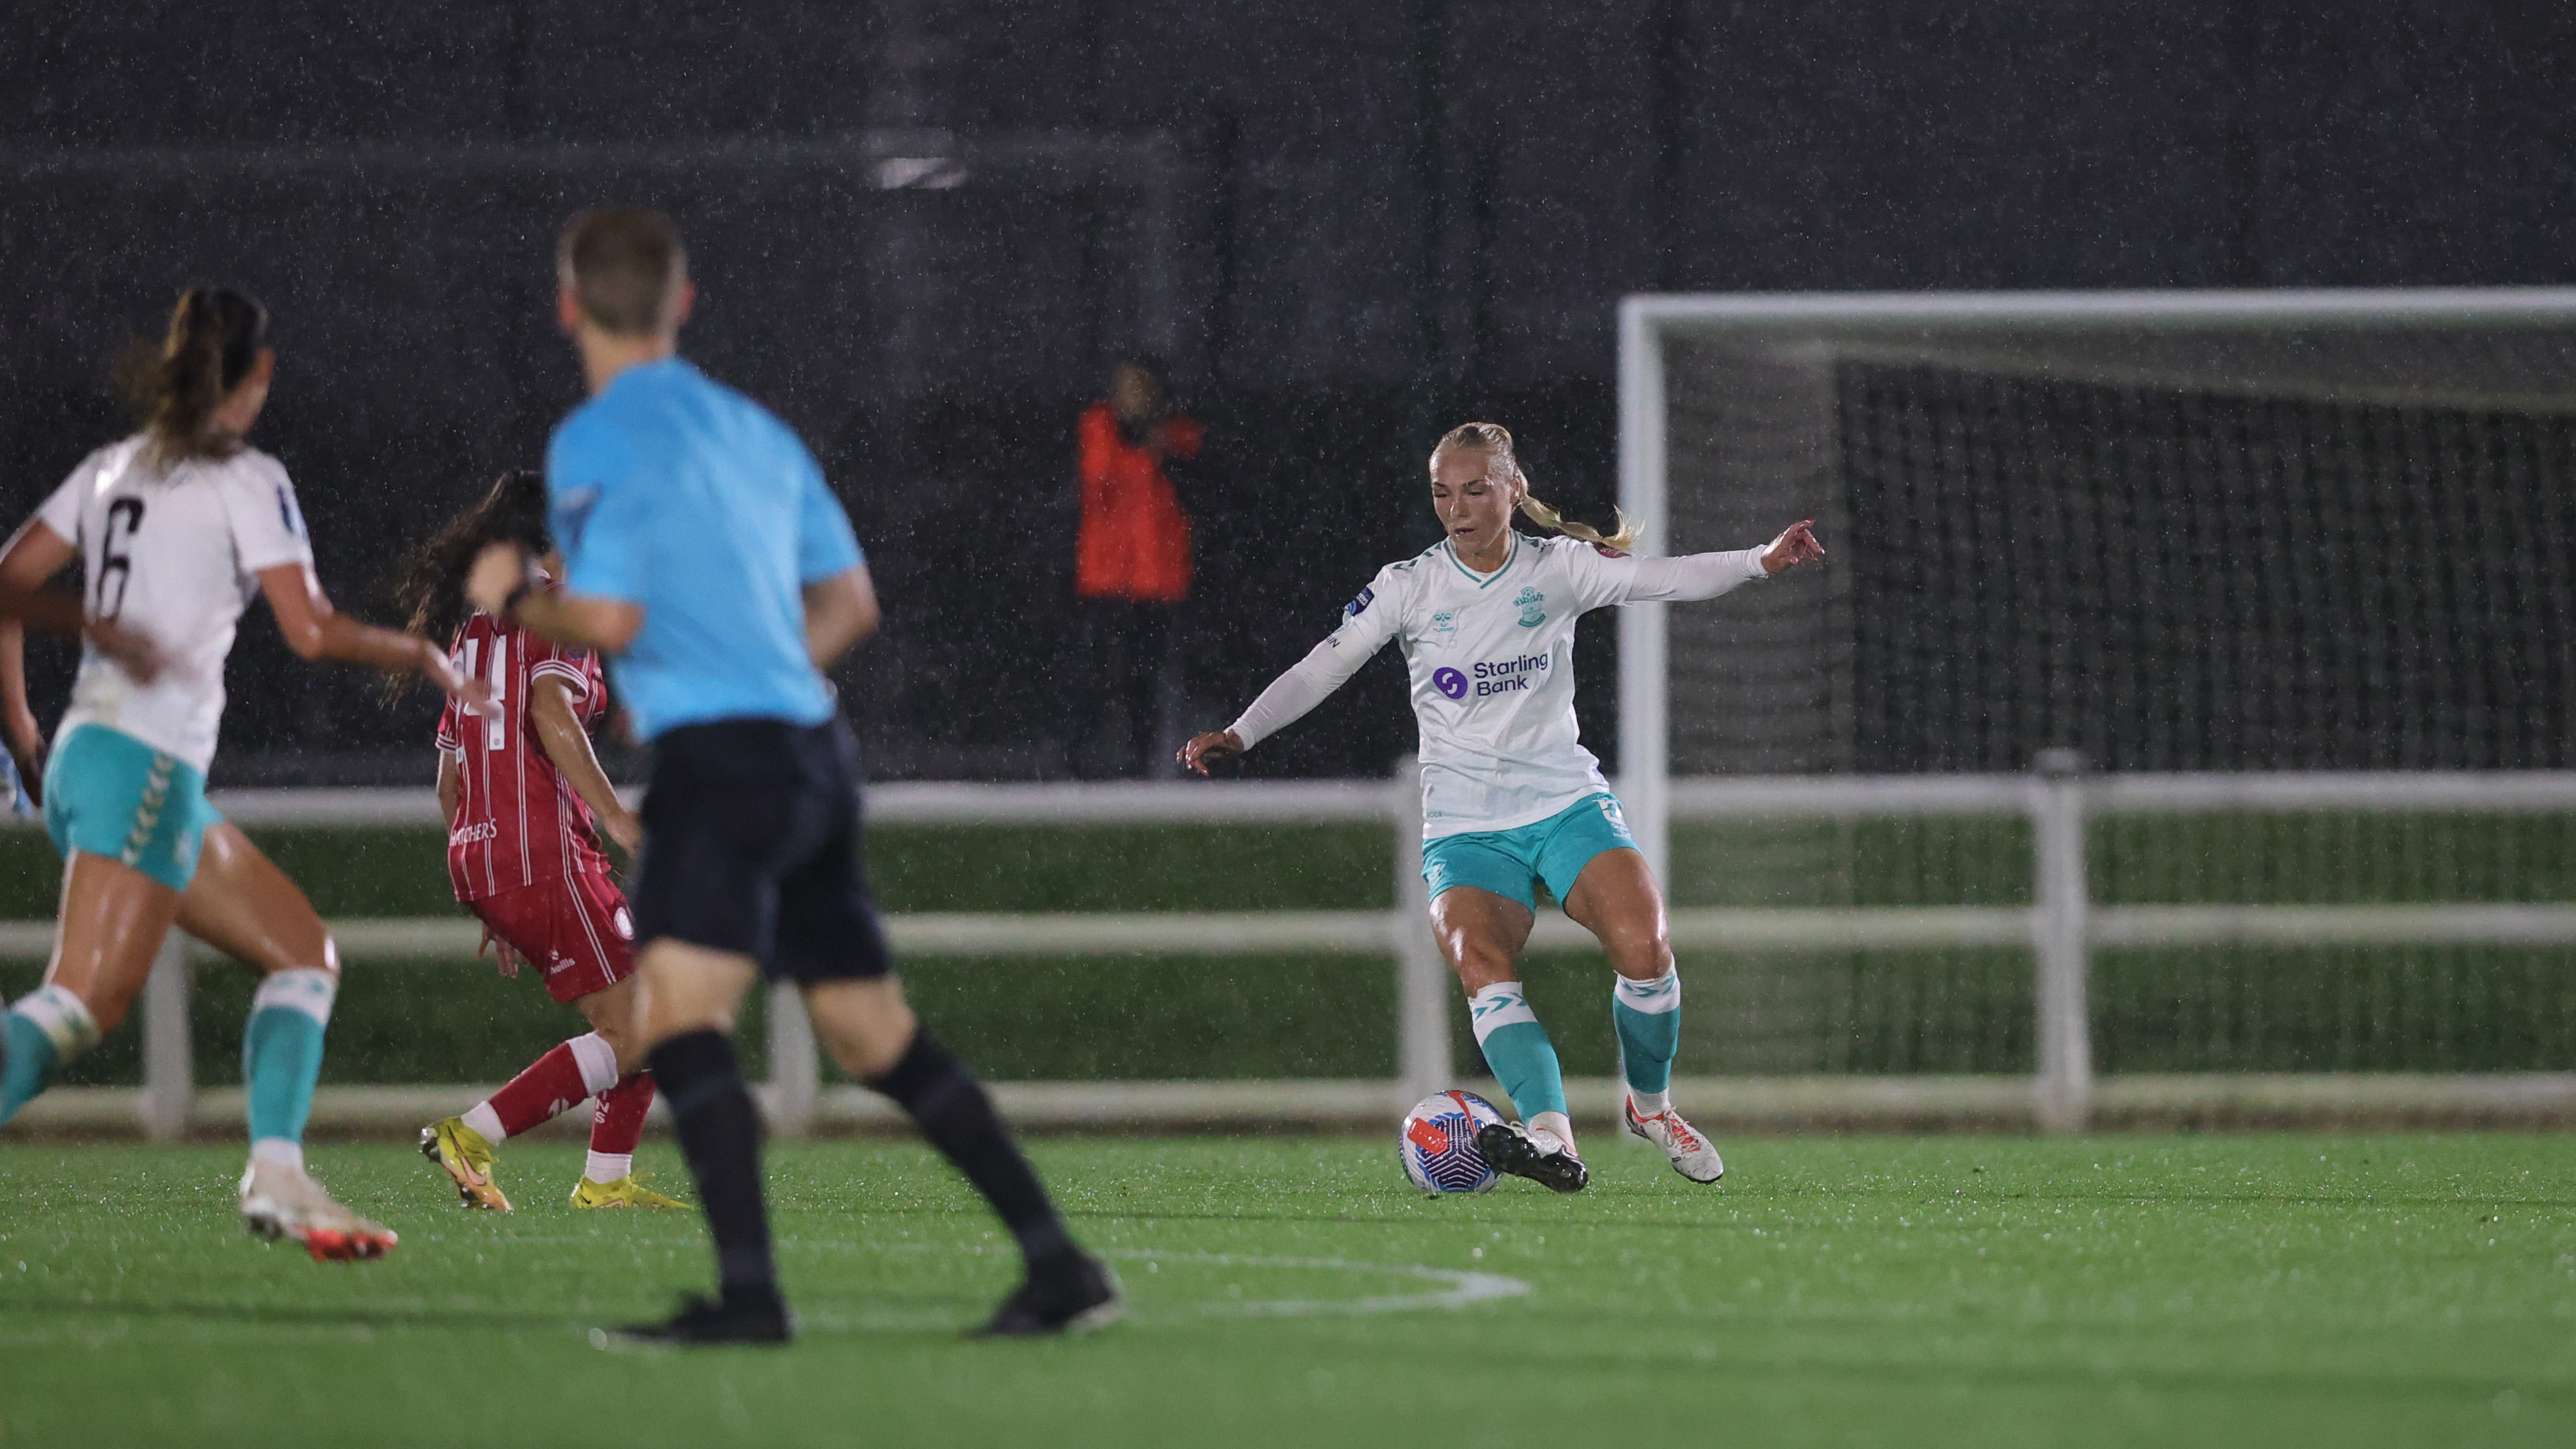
[468,1235,1531,1324]
[1095,1249,1531,1319]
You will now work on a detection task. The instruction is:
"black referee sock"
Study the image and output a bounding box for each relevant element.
[869,1029,1077,1268]
[647,1029,781,1308]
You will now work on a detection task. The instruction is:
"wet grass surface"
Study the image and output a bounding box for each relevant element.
[3,1133,2574,1447]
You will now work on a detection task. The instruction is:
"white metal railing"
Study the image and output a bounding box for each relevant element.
[10,763,2576,1136]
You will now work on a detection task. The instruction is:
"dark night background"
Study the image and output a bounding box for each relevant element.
[2,2,2570,783]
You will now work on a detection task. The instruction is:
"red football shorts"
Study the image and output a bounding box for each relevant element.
[467,870,637,1005]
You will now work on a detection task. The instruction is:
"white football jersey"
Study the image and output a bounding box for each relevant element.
[34,435,315,773]
[1322,533,1762,837]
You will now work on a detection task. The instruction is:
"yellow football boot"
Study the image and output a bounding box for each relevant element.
[570,1175,689,1209]
[418,1117,512,1212]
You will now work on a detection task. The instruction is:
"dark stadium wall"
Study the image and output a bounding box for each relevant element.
[2,2,2568,781]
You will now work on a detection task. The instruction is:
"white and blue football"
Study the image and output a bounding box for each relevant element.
[1399,1090,1504,1194]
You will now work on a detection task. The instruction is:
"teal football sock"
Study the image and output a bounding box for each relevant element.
[242,968,337,1151]
[1612,969,1682,1100]
[1467,982,1568,1122]
[1617,973,1679,1101]
[1,1014,59,1124]
[2,985,101,1125]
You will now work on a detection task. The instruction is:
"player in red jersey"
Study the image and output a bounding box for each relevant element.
[392,471,682,1210]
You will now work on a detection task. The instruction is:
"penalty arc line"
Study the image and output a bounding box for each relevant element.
[1094,1248,1532,1319]
[451,1235,1531,1325]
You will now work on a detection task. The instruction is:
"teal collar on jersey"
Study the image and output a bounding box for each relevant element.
[1443,531,1521,588]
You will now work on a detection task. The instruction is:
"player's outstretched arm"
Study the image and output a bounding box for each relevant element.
[1614,520,1827,605]
[257,561,489,712]
[1179,636,1376,777]
[1183,570,1400,777]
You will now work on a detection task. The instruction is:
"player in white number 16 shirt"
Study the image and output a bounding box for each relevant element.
[0,286,487,1258]
[1183,422,1822,1191]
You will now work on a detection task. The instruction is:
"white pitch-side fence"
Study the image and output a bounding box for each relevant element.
[10,762,2576,1137]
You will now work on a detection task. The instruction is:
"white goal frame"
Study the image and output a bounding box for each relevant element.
[1616,285,2576,881]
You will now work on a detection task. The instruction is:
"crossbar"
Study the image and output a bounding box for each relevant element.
[1622,287,2576,333]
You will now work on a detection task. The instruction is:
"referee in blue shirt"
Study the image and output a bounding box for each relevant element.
[467,207,1115,1344]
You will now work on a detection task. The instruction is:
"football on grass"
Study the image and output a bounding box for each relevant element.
[1398,1090,1504,1194]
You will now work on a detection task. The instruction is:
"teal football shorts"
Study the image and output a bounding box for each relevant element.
[1420,792,1638,913]
[43,724,221,892]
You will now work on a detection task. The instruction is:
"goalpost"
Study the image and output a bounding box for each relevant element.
[1619,288,2576,1125]
[1618,286,2576,874]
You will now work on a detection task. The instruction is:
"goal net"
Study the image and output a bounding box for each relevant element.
[1614,291,2576,1101]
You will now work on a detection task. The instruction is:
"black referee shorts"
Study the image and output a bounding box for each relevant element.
[631,716,892,984]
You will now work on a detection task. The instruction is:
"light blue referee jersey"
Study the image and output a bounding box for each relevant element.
[544,358,863,741]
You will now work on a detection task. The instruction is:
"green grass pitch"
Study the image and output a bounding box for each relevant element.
[4,1133,2574,1447]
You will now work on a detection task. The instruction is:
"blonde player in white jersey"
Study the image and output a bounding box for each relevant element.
[1184,422,1823,1191]
[0,286,486,1260]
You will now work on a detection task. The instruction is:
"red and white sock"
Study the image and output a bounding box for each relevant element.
[462,1032,620,1143]
[584,1070,656,1183]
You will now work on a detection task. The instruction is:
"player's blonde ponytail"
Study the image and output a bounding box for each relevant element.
[1515,491,1641,553]
[1431,421,1640,553]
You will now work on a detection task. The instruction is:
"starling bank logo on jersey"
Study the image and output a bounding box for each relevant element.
[1474,654,1550,693]
[1438,653,1550,700]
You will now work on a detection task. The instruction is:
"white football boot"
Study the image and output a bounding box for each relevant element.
[1624,1094,1725,1183]
[240,1159,400,1262]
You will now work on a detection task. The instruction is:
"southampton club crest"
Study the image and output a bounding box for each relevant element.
[1513,587,1547,628]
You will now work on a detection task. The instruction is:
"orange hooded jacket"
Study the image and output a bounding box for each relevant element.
[1075,400,1203,603]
